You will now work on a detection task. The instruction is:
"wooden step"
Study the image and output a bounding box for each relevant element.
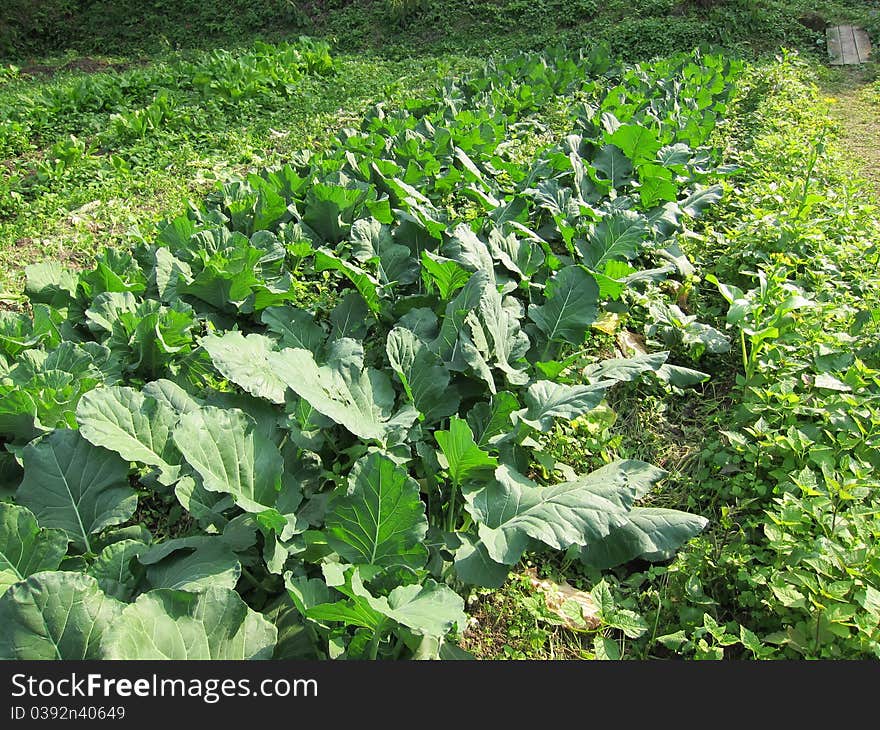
[827,25,872,65]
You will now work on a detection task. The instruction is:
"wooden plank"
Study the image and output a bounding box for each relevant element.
[839,25,859,64]
[828,25,872,65]
[827,25,843,64]
[854,27,872,63]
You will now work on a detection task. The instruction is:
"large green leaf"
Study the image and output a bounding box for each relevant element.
[656,363,709,387]
[141,541,241,592]
[430,270,529,392]
[102,586,277,659]
[463,464,640,564]
[680,184,723,217]
[458,279,530,393]
[608,123,661,164]
[314,249,382,314]
[325,452,428,570]
[202,331,288,404]
[87,539,147,601]
[435,416,498,486]
[515,380,609,432]
[591,144,633,189]
[136,529,254,572]
[174,475,234,527]
[578,210,647,270]
[0,363,101,440]
[153,246,193,303]
[466,392,520,448]
[638,164,679,207]
[420,251,471,300]
[581,507,708,569]
[267,341,416,442]
[532,178,579,232]
[582,352,668,383]
[0,503,68,596]
[350,217,419,286]
[359,578,467,638]
[566,459,666,511]
[330,291,373,341]
[284,574,333,616]
[77,385,181,485]
[173,406,287,516]
[304,595,384,632]
[528,266,599,346]
[261,305,325,355]
[118,300,196,379]
[304,569,466,639]
[142,378,202,415]
[261,593,322,660]
[205,390,285,443]
[431,271,488,367]
[80,248,147,298]
[17,429,137,554]
[453,534,510,588]
[386,326,459,424]
[656,142,692,167]
[0,306,58,358]
[181,243,263,310]
[24,261,78,309]
[85,290,138,334]
[0,572,122,659]
[0,388,40,441]
[440,224,495,280]
[487,227,545,280]
[303,183,366,244]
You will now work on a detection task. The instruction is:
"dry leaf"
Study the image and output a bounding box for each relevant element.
[616,329,647,357]
[67,200,101,225]
[525,568,601,631]
[592,311,620,336]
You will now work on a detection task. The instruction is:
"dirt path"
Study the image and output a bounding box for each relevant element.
[822,67,880,199]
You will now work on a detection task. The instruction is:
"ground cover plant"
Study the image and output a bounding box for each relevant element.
[619,56,880,660]
[4,0,878,62]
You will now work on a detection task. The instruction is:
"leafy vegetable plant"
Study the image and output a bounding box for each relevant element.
[0,46,739,659]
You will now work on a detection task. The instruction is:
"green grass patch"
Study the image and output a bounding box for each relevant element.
[0,41,478,294]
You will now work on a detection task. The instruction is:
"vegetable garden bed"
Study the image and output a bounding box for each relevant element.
[0,45,744,659]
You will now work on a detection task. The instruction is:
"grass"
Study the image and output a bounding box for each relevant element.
[0,48,480,295]
[818,65,880,198]
[461,572,591,660]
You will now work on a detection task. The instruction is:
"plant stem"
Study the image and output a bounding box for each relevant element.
[446,478,459,533]
[795,127,826,219]
[240,567,275,593]
[391,636,406,660]
[740,329,750,380]
[368,630,383,660]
